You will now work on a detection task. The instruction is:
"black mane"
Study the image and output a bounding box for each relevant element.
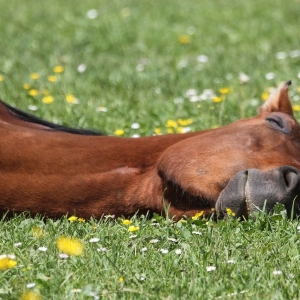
[2,100,103,136]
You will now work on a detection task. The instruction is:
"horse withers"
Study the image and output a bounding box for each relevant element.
[0,81,300,219]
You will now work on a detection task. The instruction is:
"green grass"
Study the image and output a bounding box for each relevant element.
[0,0,300,298]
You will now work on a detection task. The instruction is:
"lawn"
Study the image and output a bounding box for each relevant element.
[0,0,300,299]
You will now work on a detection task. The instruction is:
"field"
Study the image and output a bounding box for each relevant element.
[0,0,300,299]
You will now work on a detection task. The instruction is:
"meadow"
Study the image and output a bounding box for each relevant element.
[0,0,300,299]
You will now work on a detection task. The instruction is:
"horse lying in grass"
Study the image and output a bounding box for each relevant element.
[1,81,300,220]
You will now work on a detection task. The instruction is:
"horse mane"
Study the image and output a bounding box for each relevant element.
[2,100,103,136]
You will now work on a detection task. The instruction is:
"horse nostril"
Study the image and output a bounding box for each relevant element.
[280,166,300,189]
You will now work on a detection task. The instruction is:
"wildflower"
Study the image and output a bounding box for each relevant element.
[128,225,139,232]
[114,129,125,136]
[120,7,131,18]
[136,64,144,72]
[66,94,78,104]
[276,52,286,60]
[122,219,132,225]
[42,95,54,104]
[154,127,162,135]
[192,231,202,235]
[178,35,190,45]
[227,260,235,264]
[261,92,269,101]
[166,119,177,128]
[71,288,82,293]
[293,105,300,112]
[97,247,107,252]
[78,64,87,73]
[78,218,85,223]
[14,242,22,247]
[59,253,69,258]
[89,238,100,243]
[141,247,147,252]
[206,266,216,272]
[96,106,108,112]
[177,60,188,69]
[265,72,275,80]
[32,226,44,238]
[30,73,39,80]
[159,249,169,254]
[197,55,208,63]
[167,237,178,242]
[56,236,84,256]
[131,123,140,129]
[179,219,187,223]
[119,277,124,283]
[87,9,98,19]
[68,216,78,222]
[29,89,38,97]
[0,254,17,270]
[167,128,174,134]
[0,75,4,82]
[239,72,250,84]
[21,291,42,300]
[290,50,300,58]
[53,65,64,73]
[192,211,204,220]
[178,118,193,126]
[38,247,47,252]
[219,88,230,94]
[47,75,57,82]
[185,89,197,97]
[174,97,184,104]
[213,96,223,103]
[132,134,140,138]
[175,249,182,255]
[23,83,30,90]
[150,239,159,244]
[273,270,282,275]
[26,283,36,288]
[226,208,236,217]
[28,105,38,111]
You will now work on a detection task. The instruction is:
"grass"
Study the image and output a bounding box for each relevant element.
[0,0,300,298]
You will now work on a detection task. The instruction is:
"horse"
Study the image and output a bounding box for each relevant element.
[1,81,300,220]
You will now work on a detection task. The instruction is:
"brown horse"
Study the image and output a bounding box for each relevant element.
[1,81,300,219]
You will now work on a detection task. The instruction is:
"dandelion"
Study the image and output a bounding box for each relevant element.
[114,129,125,136]
[47,75,57,82]
[213,96,223,103]
[273,270,282,275]
[192,211,204,220]
[219,88,230,94]
[0,75,4,82]
[119,277,124,283]
[261,92,269,101]
[206,266,216,272]
[122,219,132,225]
[175,249,182,255]
[178,35,190,45]
[56,236,84,256]
[38,247,47,252]
[128,225,139,232]
[178,118,193,126]
[53,65,64,73]
[96,106,108,112]
[23,83,30,90]
[89,238,100,243]
[131,123,140,129]
[78,64,86,73]
[21,291,42,300]
[42,95,54,104]
[30,73,39,80]
[78,218,85,223]
[166,119,177,128]
[68,216,78,222]
[150,239,159,244]
[160,249,169,254]
[179,219,187,223]
[0,254,17,270]
[87,9,98,19]
[226,208,236,217]
[154,127,162,135]
[66,94,78,104]
[29,89,38,97]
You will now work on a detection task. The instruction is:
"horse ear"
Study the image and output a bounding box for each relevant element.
[259,80,293,116]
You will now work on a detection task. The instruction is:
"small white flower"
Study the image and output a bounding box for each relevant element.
[177,60,188,69]
[26,283,36,288]
[136,64,144,72]
[175,249,182,255]
[129,234,137,239]
[28,105,38,111]
[273,270,282,275]
[159,249,169,254]
[71,288,82,293]
[141,247,147,252]
[189,95,201,102]
[89,238,100,243]
[197,55,208,63]
[185,89,197,98]
[174,97,184,104]
[239,72,250,84]
[96,106,108,112]
[192,231,202,235]
[132,134,140,138]
[155,88,161,94]
[14,242,22,247]
[104,214,115,219]
[77,64,87,73]
[87,9,98,19]
[181,127,192,133]
[59,253,69,258]
[89,292,99,300]
[297,72,300,79]
[167,237,178,242]
[276,52,286,60]
[206,266,216,272]
[38,246,47,252]
[293,95,300,102]
[131,123,140,129]
[150,239,159,244]
[290,50,300,58]
[227,259,235,264]
[187,27,196,35]
[265,72,275,80]
[140,276,146,281]
[97,247,107,252]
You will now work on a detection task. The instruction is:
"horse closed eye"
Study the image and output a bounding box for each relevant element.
[265,115,291,134]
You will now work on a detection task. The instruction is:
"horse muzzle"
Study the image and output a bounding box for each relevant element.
[216,166,300,218]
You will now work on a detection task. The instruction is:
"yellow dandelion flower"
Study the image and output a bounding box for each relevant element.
[0,75,4,82]
[179,219,187,223]
[293,105,300,112]
[192,211,204,220]
[166,119,177,128]
[212,125,219,129]
[42,95,54,104]
[213,96,223,103]
[226,208,236,217]
[114,129,125,136]
[31,226,44,238]
[66,94,76,103]
[68,216,78,222]
[119,277,124,283]
[261,92,269,101]
[178,35,190,45]
[21,291,42,300]
[219,88,230,94]
[53,65,64,73]
[128,225,139,232]
[30,73,39,80]
[122,219,132,225]
[154,127,162,135]
[178,118,193,126]
[47,75,57,82]
[78,218,85,223]
[23,83,30,90]
[29,89,38,97]
[176,126,184,134]
[56,236,84,256]
[0,255,17,270]
[167,128,174,134]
